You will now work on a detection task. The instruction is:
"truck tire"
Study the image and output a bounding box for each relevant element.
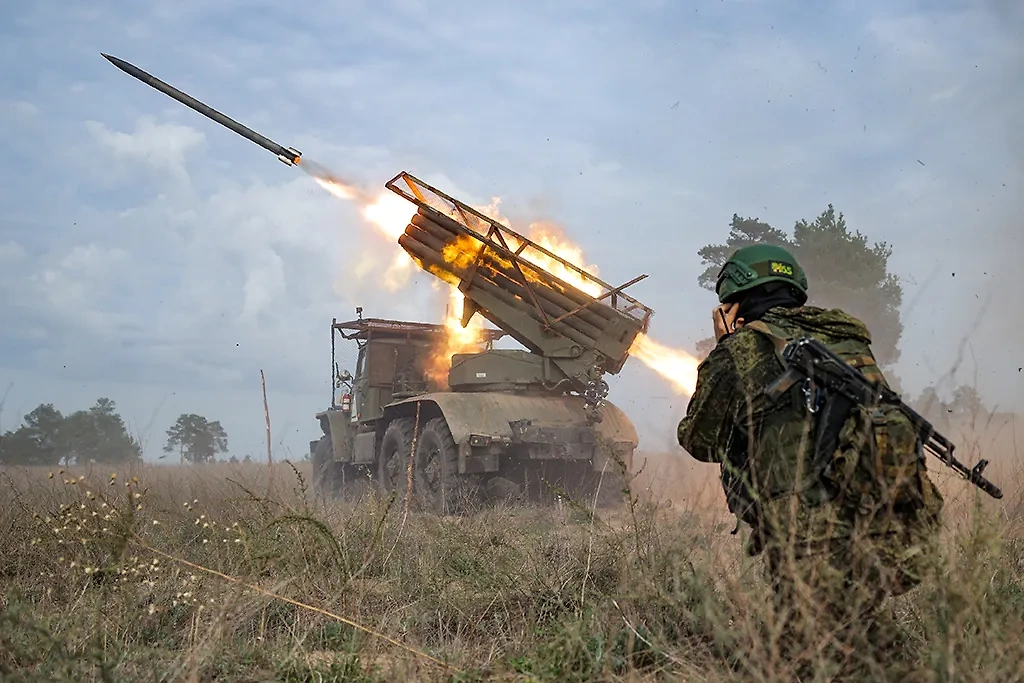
[377,417,416,498]
[414,417,475,515]
[312,435,342,496]
[313,435,371,501]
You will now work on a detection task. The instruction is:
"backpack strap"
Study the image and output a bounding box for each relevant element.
[843,353,885,385]
[742,320,791,359]
[746,321,886,384]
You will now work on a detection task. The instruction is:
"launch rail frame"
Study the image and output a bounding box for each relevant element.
[384,171,654,335]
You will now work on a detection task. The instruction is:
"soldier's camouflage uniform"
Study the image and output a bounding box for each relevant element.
[678,304,944,674]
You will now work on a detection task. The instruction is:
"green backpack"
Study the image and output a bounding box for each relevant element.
[744,319,943,520]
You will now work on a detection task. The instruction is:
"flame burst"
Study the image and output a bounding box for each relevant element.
[516,226,701,397]
[307,164,486,385]
[306,162,699,397]
[424,288,487,386]
[485,219,700,396]
[312,173,418,291]
[514,222,603,298]
[481,216,701,397]
[629,335,700,396]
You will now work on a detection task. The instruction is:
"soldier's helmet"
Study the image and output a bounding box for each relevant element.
[715,243,809,304]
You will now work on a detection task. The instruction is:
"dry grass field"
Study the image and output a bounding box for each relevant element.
[1,416,1022,682]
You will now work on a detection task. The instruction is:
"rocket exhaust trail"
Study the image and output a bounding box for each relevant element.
[101,53,397,234]
[101,53,302,167]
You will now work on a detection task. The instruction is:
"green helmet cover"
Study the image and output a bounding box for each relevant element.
[715,244,809,304]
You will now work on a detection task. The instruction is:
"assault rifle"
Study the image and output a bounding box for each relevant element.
[764,336,1003,500]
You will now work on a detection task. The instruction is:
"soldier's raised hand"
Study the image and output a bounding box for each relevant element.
[713,302,744,342]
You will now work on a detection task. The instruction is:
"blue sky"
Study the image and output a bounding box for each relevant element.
[0,0,1021,460]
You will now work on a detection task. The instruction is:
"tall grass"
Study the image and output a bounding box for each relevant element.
[0,427,1021,682]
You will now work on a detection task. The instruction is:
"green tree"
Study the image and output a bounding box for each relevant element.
[0,398,141,465]
[697,205,904,366]
[0,404,64,465]
[164,413,229,464]
[60,398,143,464]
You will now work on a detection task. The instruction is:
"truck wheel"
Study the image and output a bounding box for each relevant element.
[312,435,341,497]
[414,417,471,515]
[377,417,416,498]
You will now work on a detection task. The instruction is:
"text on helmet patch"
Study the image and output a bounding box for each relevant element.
[770,261,794,276]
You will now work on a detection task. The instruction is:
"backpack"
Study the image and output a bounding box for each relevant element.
[744,319,944,521]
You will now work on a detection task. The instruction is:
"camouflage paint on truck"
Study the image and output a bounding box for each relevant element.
[382,391,637,474]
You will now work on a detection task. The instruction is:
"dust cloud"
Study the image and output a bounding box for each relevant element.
[630,449,726,513]
[961,1,1023,429]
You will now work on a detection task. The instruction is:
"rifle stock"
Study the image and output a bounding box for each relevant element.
[769,337,1003,500]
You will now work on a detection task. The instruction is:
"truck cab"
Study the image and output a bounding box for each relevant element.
[310,314,502,496]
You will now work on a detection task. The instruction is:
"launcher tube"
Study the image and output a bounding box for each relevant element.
[398,234,601,351]
[413,209,616,318]
[406,214,613,331]
[402,224,609,344]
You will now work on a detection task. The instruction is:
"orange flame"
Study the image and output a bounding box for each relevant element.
[424,288,487,386]
[362,191,416,241]
[477,220,700,398]
[306,163,699,398]
[475,216,701,397]
[629,334,700,396]
[311,173,417,291]
[307,165,488,384]
[513,222,603,298]
[516,228,700,397]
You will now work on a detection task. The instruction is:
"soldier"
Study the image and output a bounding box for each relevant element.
[677,244,944,677]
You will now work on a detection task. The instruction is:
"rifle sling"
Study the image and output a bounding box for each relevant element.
[809,391,854,480]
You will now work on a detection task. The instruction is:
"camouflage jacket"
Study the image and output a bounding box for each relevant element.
[677,306,888,533]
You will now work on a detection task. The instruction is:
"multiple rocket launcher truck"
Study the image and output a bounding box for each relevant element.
[310,172,654,512]
[99,53,655,511]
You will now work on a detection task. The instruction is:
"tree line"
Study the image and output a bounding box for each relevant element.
[0,398,231,466]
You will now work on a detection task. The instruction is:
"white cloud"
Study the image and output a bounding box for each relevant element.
[1,100,38,124]
[928,84,963,103]
[86,116,206,182]
[60,243,129,273]
[0,242,25,264]
[239,247,286,320]
[27,244,134,335]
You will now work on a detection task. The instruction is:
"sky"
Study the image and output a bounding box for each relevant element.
[0,0,1021,461]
